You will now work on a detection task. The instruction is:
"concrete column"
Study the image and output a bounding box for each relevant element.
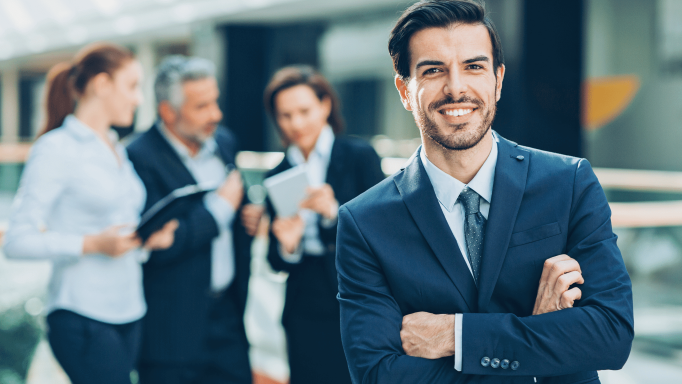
[190,22,226,85]
[135,40,156,132]
[1,66,20,143]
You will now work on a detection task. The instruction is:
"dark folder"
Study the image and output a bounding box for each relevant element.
[137,184,213,240]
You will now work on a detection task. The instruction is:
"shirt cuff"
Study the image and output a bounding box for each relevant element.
[61,234,85,260]
[279,243,303,264]
[454,313,463,371]
[320,200,339,228]
[204,192,236,230]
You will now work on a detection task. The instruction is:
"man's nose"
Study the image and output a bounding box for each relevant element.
[211,104,223,122]
[444,69,468,97]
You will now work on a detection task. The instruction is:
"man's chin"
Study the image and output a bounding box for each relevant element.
[428,127,490,151]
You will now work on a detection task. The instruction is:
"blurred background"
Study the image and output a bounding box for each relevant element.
[0,0,681,383]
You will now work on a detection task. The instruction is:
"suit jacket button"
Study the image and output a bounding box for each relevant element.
[480,357,491,367]
[491,358,500,368]
[500,359,510,369]
[511,361,520,370]
[516,155,525,161]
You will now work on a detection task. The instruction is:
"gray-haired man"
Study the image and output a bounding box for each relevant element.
[127,56,252,384]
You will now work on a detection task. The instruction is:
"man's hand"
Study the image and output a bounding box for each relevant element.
[216,170,244,210]
[400,312,456,359]
[143,220,179,251]
[533,254,584,315]
[272,215,305,254]
[300,184,338,220]
[241,204,264,236]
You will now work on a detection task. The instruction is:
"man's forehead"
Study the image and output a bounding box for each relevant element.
[408,23,492,65]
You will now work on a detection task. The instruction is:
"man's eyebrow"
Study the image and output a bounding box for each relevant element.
[415,60,445,70]
[463,55,490,64]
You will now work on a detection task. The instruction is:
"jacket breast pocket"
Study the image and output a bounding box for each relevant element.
[508,222,561,248]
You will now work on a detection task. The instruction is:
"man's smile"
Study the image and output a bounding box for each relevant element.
[437,106,478,122]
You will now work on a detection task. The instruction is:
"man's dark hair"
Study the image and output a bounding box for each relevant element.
[389,0,504,80]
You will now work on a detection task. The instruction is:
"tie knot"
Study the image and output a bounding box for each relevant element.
[458,187,481,215]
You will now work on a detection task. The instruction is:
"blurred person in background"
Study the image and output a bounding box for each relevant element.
[126,55,253,384]
[263,65,384,384]
[2,43,178,384]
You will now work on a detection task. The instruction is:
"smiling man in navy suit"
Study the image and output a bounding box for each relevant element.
[336,1,634,383]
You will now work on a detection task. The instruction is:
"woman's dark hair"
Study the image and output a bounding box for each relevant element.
[42,42,135,135]
[389,0,504,80]
[263,65,344,136]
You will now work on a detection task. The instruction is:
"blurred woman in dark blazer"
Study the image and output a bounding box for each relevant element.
[263,66,384,384]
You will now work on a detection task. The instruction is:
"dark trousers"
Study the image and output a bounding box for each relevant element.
[284,256,351,384]
[47,309,142,384]
[138,292,252,384]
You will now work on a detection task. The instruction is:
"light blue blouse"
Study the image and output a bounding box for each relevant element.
[3,115,148,324]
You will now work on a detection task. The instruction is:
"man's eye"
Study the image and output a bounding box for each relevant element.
[468,64,484,70]
[423,68,442,75]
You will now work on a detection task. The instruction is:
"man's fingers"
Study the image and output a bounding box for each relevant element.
[539,254,572,284]
[164,219,179,232]
[546,258,582,286]
[560,287,582,309]
[554,270,584,293]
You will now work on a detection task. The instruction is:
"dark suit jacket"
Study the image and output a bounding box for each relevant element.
[127,123,251,364]
[266,136,384,323]
[336,133,634,384]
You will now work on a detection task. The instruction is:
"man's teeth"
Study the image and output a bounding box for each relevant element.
[444,109,473,117]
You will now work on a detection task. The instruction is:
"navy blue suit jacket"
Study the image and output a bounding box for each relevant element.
[336,133,633,384]
[127,124,251,364]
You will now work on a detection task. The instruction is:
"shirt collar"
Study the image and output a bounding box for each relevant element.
[63,114,118,143]
[420,132,499,212]
[158,121,218,161]
[287,125,335,166]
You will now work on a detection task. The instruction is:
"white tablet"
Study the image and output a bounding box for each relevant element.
[263,165,310,218]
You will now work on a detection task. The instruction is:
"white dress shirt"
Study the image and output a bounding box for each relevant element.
[3,115,148,324]
[284,125,337,259]
[420,133,499,371]
[159,124,236,292]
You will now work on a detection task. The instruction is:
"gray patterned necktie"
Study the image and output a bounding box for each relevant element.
[458,187,486,285]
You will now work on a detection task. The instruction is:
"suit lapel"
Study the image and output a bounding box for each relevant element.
[325,139,344,188]
[214,129,236,166]
[394,155,478,312]
[477,135,529,312]
[148,124,197,188]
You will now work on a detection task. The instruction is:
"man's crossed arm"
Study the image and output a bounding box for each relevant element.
[400,254,584,359]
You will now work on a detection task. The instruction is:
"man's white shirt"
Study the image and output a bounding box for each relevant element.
[419,132,499,371]
[159,124,236,292]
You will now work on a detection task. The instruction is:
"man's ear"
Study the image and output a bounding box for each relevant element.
[158,101,178,126]
[395,75,413,112]
[495,64,505,102]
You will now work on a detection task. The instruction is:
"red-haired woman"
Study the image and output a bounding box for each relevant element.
[263,65,384,384]
[3,43,177,384]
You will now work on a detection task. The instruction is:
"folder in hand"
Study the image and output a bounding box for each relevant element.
[136,184,213,240]
[263,165,310,218]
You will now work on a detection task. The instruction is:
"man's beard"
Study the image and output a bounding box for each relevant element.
[177,122,217,147]
[415,94,496,151]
